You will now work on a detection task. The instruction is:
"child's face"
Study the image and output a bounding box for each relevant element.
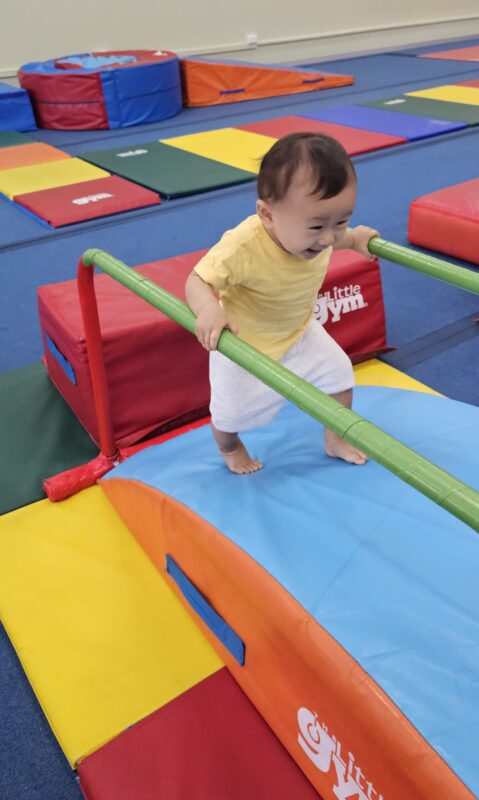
[257,169,356,260]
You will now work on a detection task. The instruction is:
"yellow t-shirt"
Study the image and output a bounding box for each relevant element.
[194,214,331,359]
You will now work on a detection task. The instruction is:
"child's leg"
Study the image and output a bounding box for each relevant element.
[209,350,284,474]
[284,321,368,465]
[323,388,368,465]
[211,423,263,475]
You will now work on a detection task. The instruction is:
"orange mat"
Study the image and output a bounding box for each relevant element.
[0,142,70,171]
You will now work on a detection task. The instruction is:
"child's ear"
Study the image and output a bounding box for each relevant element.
[256,198,273,223]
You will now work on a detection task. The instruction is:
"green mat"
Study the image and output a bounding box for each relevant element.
[0,130,36,148]
[79,142,255,198]
[0,363,98,515]
[361,95,479,125]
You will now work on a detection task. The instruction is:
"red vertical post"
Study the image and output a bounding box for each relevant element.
[77,256,118,459]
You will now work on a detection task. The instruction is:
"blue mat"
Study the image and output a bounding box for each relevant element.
[301,52,479,91]
[105,385,479,799]
[302,104,466,140]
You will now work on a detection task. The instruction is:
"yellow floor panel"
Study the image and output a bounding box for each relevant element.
[0,159,110,199]
[354,358,439,394]
[407,85,479,106]
[0,487,222,766]
[161,128,276,173]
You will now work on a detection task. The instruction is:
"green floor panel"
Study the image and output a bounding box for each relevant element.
[80,142,255,198]
[0,363,98,515]
[0,131,36,148]
[361,95,479,125]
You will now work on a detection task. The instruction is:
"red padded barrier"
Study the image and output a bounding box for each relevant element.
[408,178,479,265]
[38,249,388,448]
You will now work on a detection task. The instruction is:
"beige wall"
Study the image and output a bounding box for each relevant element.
[2,0,479,75]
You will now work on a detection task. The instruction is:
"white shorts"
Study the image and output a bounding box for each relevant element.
[210,319,354,432]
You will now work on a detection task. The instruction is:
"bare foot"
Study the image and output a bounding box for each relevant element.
[219,442,263,475]
[324,430,368,465]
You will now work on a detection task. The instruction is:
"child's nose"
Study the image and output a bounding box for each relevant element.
[317,228,335,246]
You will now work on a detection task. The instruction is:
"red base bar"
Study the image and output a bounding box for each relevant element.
[44,452,120,502]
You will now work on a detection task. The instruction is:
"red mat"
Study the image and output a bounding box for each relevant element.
[408,178,479,265]
[78,668,321,800]
[238,115,406,154]
[455,79,479,87]
[15,175,160,226]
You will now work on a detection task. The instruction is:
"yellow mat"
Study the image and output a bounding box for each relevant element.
[354,358,439,394]
[161,128,276,173]
[0,487,222,766]
[0,158,109,199]
[407,85,479,106]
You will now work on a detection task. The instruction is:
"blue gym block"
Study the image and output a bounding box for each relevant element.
[0,83,37,132]
[302,104,466,141]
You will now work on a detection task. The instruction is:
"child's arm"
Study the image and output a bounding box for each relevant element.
[185,271,238,351]
[334,225,379,259]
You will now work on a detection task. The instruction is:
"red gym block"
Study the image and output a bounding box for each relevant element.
[38,248,388,448]
[38,252,211,448]
[238,115,406,155]
[408,178,479,264]
[15,175,160,227]
[78,668,321,800]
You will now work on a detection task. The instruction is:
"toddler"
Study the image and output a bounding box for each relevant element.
[186,133,378,474]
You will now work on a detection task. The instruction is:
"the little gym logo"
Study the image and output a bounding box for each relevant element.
[315,283,367,324]
[297,707,383,800]
[116,149,148,157]
[72,193,113,206]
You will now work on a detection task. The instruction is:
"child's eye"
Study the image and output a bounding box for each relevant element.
[309,225,323,230]
[336,219,349,226]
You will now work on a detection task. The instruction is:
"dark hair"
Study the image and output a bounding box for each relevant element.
[257,132,356,202]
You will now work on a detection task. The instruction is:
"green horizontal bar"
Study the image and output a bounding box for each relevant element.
[368,237,479,295]
[82,248,479,533]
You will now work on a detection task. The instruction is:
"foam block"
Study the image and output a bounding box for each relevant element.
[180,57,354,107]
[15,175,160,227]
[80,141,255,196]
[0,82,36,131]
[38,252,211,447]
[408,178,479,265]
[238,114,407,154]
[304,104,466,140]
[0,158,109,199]
[101,386,479,800]
[38,249,388,448]
[161,128,276,173]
